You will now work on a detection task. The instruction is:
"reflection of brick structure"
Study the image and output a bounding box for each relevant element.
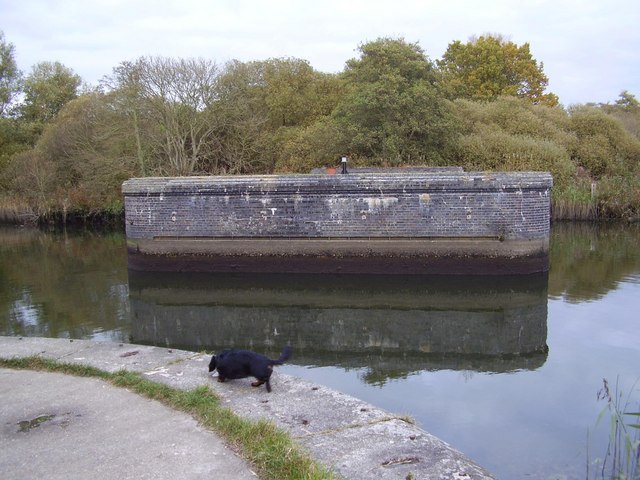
[122,170,552,274]
[128,271,549,377]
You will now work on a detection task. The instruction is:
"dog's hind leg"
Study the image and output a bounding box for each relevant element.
[252,378,272,392]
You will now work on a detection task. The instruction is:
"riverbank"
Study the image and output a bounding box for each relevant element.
[0,336,493,480]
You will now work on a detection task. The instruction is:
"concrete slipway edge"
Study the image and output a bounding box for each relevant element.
[0,336,494,480]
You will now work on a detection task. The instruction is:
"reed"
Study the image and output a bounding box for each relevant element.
[589,378,640,480]
[552,198,597,221]
[552,183,597,221]
[0,196,36,224]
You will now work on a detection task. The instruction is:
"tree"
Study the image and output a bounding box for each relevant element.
[615,90,640,111]
[596,91,640,140]
[211,57,343,174]
[206,59,273,174]
[20,61,82,124]
[331,37,457,165]
[6,92,139,215]
[0,116,37,176]
[261,57,341,128]
[437,34,558,106]
[0,32,29,175]
[0,31,22,117]
[106,57,220,176]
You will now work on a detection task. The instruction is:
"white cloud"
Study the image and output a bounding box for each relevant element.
[1,0,638,105]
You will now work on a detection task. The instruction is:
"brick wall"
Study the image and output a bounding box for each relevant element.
[123,171,552,241]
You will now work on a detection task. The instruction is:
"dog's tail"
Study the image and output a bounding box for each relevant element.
[270,345,292,365]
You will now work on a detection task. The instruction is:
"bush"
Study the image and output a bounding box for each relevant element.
[569,106,640,178]
[453,96,576,147]
[452,97,576,189]
[273,120,346,173]
[596,176,640,220]
[456,130,574,187]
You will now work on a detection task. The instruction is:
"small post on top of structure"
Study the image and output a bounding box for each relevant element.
[341,156,348,174]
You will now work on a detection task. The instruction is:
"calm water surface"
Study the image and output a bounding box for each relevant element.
[1,223,639,479]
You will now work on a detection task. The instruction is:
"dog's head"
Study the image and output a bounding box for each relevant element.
[208,354,217,372]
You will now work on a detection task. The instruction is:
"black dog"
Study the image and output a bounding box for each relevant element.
[208,346,292,393]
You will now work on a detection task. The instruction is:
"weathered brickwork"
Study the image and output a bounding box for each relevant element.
[123,172,552,242]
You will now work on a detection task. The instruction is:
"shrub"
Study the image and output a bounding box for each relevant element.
[569,106,640,178]
[457,130,574,187]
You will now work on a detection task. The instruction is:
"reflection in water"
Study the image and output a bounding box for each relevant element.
[0,227,130,341]
[2,223,637,346]
[549,222,640,301]
[1,223,639,478]
[129,271,549,383]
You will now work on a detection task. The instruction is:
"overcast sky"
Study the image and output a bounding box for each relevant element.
[2,0,638,106]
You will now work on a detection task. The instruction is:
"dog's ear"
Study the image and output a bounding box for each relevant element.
[208,355,217,372]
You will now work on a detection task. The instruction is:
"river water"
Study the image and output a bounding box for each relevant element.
[1,223,639,479]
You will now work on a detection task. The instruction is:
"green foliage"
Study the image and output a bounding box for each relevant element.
[569,105,640,178]
[0,34,639,222]
[595,90,640,139]
[261,57,341,128]
[551,178,598,221]
[0,117,38,179]
[5,92,138,215]
[207,59,276,174]
[0,31,22,117]
[596,176,640,220]
[20,61,81,125]
[212,58,343,174]
[458,130,573,176]
[438,34,558,106]
[452,97,574,187]
[331,37,458,165]
[273,119,345,172]
[616,90,640,111]
[454,96,574,143]
[450,96,640,220]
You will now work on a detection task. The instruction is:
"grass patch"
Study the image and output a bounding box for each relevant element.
[0,356,334,480]
[0,356,110,379]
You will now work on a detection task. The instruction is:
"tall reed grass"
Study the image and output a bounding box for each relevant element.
[589,378,640,480]
[0,196,36,224]
[552,175,640,222]
[552,181,598,221]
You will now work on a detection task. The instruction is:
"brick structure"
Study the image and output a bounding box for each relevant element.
[122,170,552,274]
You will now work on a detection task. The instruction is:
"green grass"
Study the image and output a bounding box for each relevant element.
[0,356,334,480]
